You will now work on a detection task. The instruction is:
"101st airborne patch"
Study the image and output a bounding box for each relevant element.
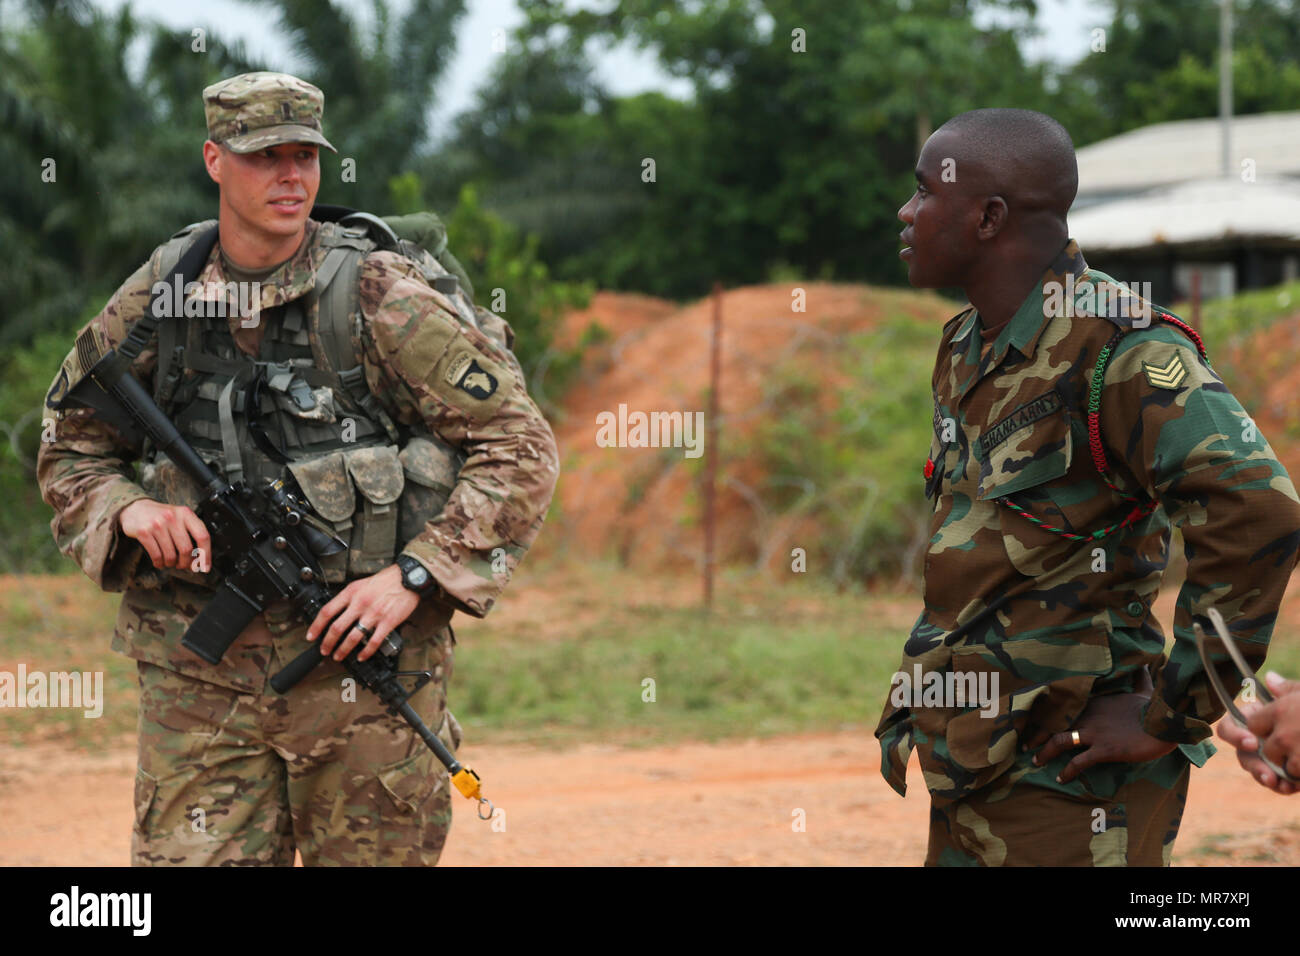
[1142,352,1188,390]
[444,351,498,400]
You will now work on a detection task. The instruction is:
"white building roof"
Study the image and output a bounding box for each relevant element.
[1075,111,1300,198]
[1069,176,1300,251]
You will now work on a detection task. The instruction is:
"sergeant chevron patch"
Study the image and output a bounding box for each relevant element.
[1142,353,1187,390]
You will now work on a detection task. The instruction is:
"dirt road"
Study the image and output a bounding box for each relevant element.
[1,729,1295,866]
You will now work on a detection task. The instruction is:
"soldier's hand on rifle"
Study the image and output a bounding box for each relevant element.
[119,499,212,571]
[305,564,419,662]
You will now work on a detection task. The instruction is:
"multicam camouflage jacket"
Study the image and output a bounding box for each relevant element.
[875,240,1300,807]
[37,218,560,694]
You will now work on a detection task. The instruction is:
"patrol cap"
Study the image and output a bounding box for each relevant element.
[203,71,337,154]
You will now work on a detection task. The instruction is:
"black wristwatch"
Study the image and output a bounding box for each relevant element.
[396,553,439,598]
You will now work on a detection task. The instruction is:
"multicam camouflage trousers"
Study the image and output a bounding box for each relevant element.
[925,761,1191,867]
[131,651,461,866]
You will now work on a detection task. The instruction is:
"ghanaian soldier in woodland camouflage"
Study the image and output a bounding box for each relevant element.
[37,72,559,865]
[877,108,1300,866]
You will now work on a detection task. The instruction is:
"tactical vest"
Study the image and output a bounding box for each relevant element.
[138,214,494,585]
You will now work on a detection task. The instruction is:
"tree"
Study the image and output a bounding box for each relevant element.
[0,0,259,345]
[243,0,468,213]
[1066,0,1300,142]
[468,0,1060,296]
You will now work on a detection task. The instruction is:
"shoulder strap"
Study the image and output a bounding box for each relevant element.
[310,227,401,443]
[155,220,217,287]
[306,211,520,443]
[121,221,218,364]
[315,242,365,377]
[1087,310,1208,486]
[132,221,219,408]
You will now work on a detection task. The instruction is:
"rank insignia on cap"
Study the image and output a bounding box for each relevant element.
[444,352,498,399]
[1142,353,1187,390]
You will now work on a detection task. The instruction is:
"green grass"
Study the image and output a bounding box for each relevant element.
[1187,823,1300,864]
[6,566,1300,753]
[1188,833,1236,858]
[0,581,138,747]
[1262,644,1300,680]
[454,601,904,748]
[1184,279,1300,349]
[0,569,913,751]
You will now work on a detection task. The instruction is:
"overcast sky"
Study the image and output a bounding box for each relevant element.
[91,0,1107,141]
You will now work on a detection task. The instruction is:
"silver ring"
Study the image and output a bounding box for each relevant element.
[1070,730,1082,747]
[354,623,375,638]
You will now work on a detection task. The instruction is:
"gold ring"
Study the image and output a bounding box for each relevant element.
[1070,730,1082,747]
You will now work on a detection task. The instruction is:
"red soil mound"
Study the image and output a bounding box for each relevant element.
[542,284,956,572]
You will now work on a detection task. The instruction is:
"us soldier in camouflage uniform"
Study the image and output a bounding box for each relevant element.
[877,108,1300,866]
[36,73,559,865]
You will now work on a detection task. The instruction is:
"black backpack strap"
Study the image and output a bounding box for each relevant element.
[118,223,219,461]
[121,224,220,364]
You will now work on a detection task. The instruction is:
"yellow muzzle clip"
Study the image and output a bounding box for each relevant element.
[451,767,496,821]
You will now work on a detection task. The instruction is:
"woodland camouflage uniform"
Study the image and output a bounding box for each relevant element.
[875,240,1300,866]
[37,73,559,866]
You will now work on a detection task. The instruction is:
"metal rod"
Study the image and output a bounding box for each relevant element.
[704,281,722,609]
[1192,268,1202,327]
[1220,0,1233,178]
